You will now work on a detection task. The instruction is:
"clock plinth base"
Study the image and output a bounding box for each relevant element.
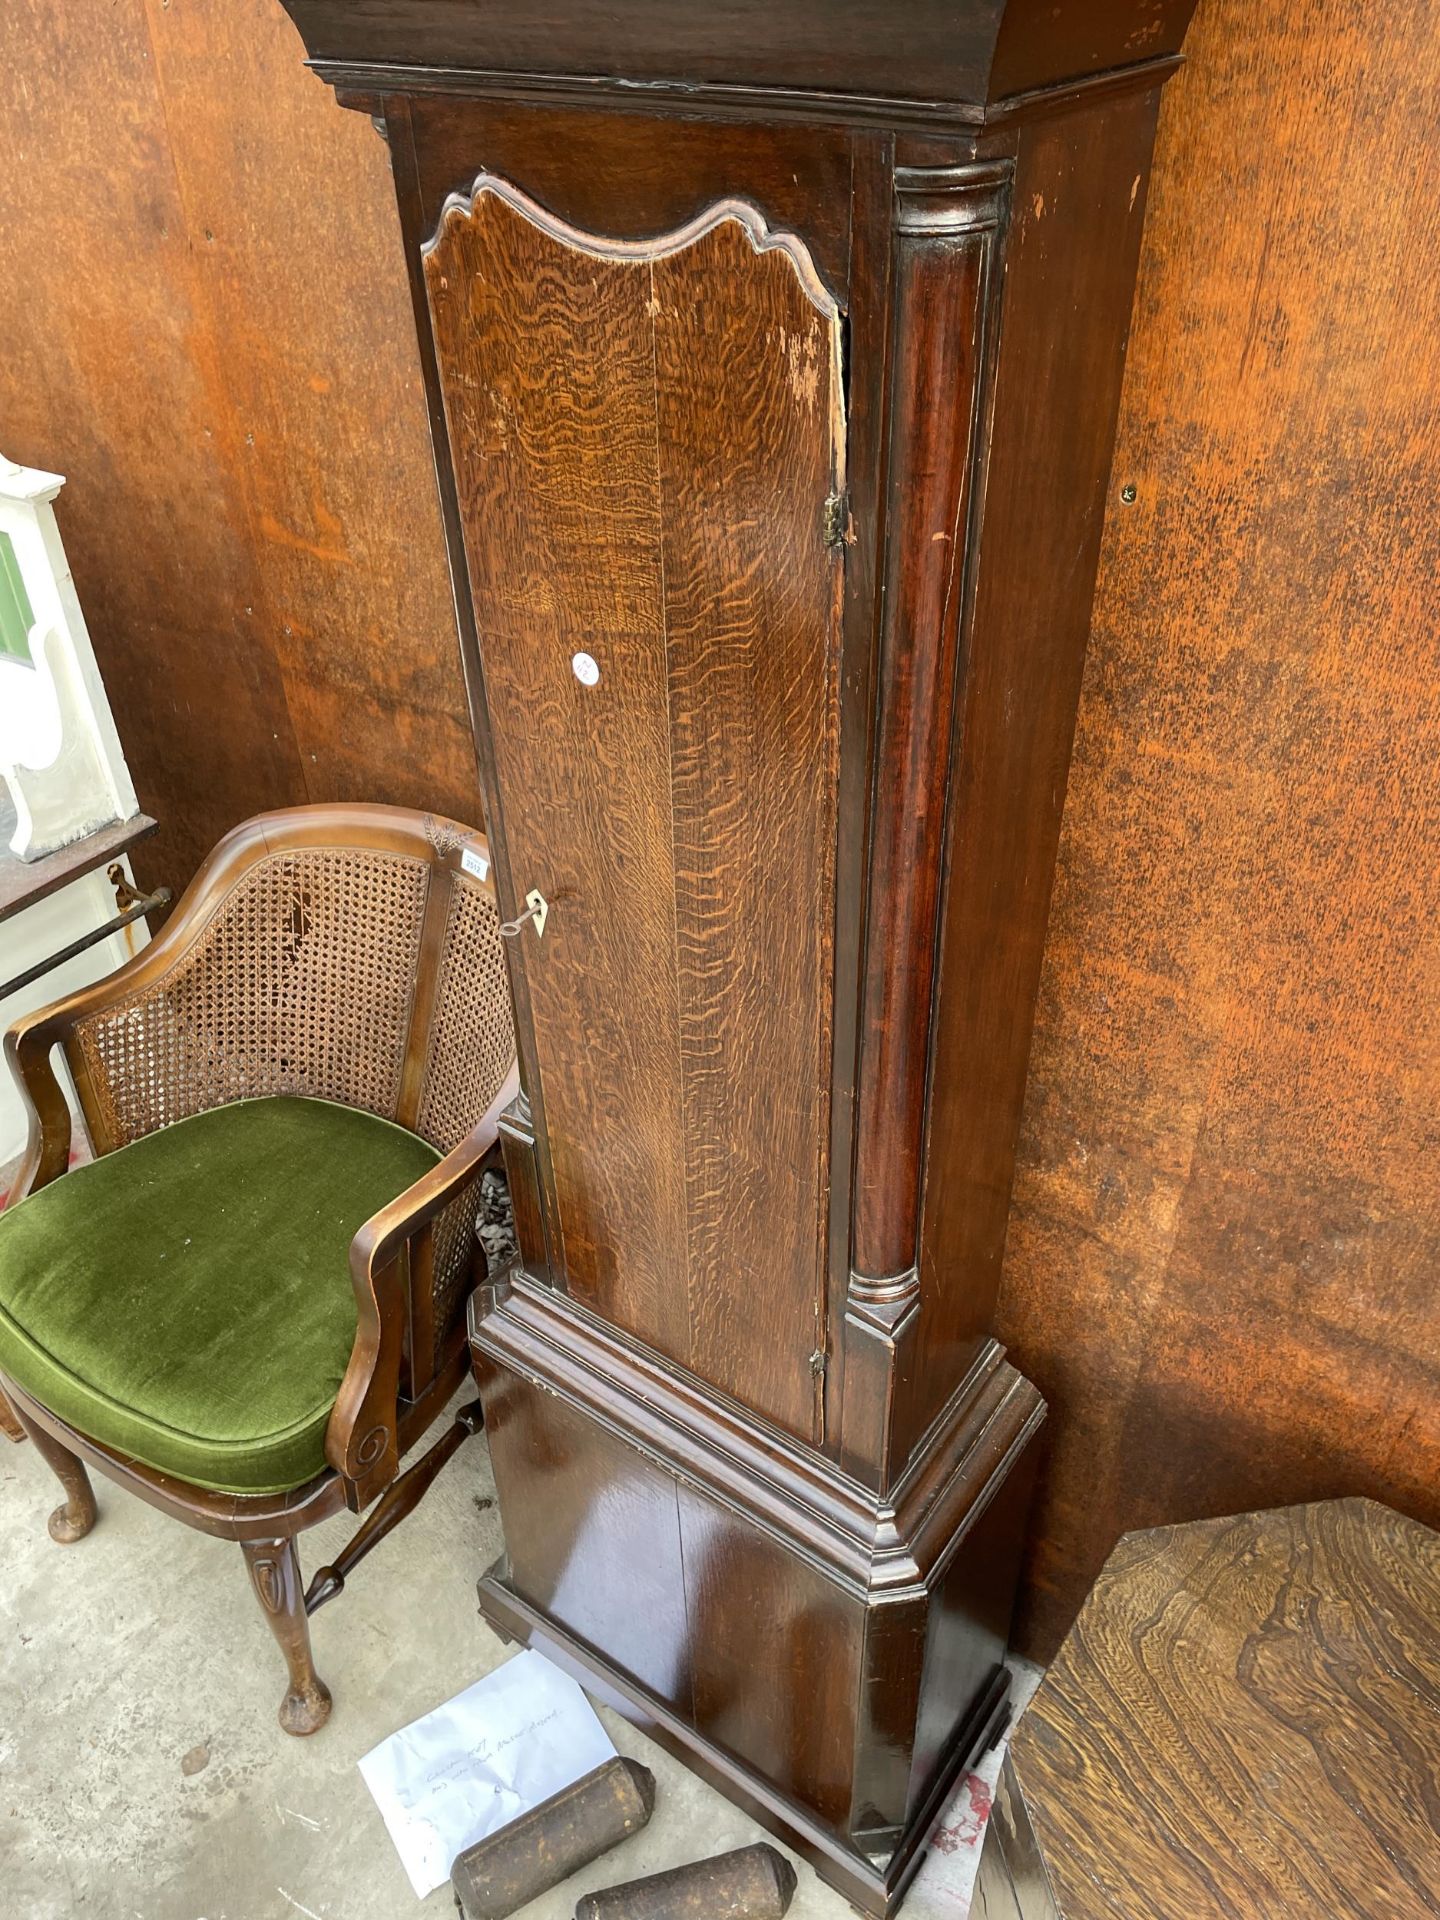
[476,1567,1013,1920]
[469,1281,1043,1917]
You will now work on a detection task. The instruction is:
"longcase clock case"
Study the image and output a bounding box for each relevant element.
[278,3,1197,1910]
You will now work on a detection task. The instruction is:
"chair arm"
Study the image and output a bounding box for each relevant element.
[326,1061,521,1505]
[3,1009,76,1202]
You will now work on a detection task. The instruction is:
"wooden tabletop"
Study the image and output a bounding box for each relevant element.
[987,1499,1440,1919]
[0,812,157,924]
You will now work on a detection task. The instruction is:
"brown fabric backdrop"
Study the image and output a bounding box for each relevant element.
[998,0,1440,1654]
[0,0,476,892]
[3,0,1437,1658]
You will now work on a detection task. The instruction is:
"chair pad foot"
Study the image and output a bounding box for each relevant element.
[279,1678,333,1737]
[48,1501,97,1545]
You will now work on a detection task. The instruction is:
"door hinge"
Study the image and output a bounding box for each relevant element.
[809,1348,828,1378]
[822,491,850,549]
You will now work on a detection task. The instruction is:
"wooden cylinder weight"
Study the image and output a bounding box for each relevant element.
[451,1758,657,1920]
[573,1843,798,1920]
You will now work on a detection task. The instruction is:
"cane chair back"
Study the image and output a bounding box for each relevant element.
[61,805,516,1391]
[72,846,430,1144]
[413,868,516,1361]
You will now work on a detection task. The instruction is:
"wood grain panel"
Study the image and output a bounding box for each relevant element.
[0,0,474,898]
[651,218,844,1429]
[996,0,1440,1660]
[426,184,843,1438]
[0,0,299,891]
[1008,1502,1440,1917]
[423,183,690,1359]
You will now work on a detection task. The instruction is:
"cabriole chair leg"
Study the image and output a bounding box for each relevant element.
[15,1410,98,1544]
[241,1536,333,1736]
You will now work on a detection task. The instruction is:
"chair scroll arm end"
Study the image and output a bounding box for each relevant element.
[3,1012,74,1201]
[327,1061,520,1506]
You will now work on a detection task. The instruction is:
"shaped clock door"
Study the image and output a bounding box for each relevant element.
[425,179,846,1443]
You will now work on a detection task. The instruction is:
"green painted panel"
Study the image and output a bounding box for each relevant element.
[0,531,34,664]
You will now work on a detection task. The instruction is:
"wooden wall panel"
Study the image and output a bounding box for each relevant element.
[997,0,1440,1658]
[0,0,472,896]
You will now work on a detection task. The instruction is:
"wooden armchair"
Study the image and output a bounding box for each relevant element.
[0,803,518,1733]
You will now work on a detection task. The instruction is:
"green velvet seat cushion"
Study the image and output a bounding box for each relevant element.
[0,1097,438,1495]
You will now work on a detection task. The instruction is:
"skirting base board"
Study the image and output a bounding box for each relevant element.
[476,1562,1013,1919]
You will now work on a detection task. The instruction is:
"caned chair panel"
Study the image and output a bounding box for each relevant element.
[68,830,515,1381]
[416,869,514,1368]
[72,847,430,1142]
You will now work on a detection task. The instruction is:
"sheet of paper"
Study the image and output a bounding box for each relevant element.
[358,1649,617,1898]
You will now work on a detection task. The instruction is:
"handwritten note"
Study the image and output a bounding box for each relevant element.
[358,1650,617,1897]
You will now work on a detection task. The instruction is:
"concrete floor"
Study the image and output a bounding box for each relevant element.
[1,1401,1020,1920]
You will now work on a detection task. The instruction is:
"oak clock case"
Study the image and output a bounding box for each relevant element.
[277,4,1197,1910]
